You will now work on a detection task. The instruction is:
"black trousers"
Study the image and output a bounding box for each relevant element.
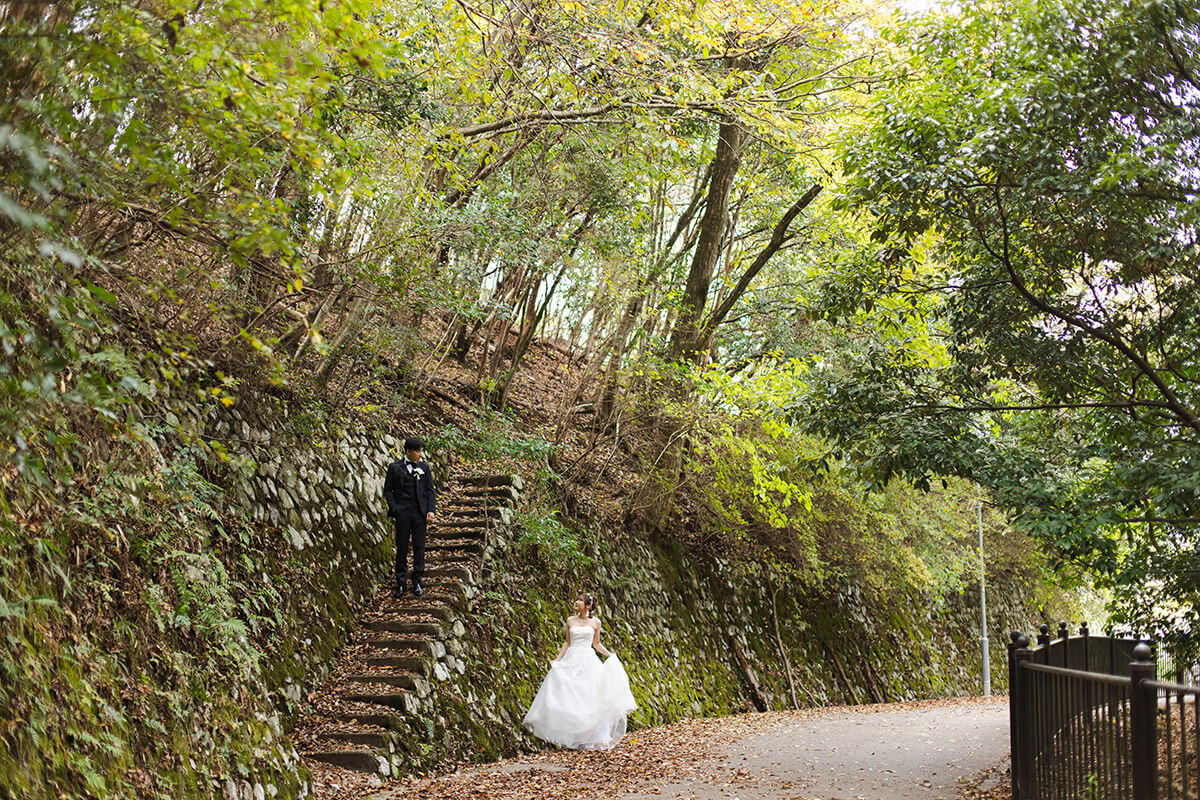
[393,509,427,585]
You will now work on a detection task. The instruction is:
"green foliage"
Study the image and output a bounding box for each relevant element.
[685,371,822,574]
[0,416,308,798]
[429,410,556,465]
[802,0,1200,659]
[636,361,1052,605]
[0,0,1106,790]
[0,264,120,485]
[4,0,404,248]
[510,507,593,573]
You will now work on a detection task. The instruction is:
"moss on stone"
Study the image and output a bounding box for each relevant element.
[2,373,1072,798]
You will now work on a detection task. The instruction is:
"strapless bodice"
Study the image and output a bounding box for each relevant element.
[568,624,595,648]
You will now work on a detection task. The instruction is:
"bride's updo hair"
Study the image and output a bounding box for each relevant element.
[581,591,594,614]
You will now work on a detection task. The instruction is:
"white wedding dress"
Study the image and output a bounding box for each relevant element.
[522,624,637,750]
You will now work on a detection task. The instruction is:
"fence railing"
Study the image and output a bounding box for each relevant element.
[1153,677,1200,800]
[1009,625,1200,800]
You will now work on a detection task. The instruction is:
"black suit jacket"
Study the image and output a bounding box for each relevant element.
[384,459,438,517]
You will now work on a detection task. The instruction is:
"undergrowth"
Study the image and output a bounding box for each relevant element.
[0,257,312,798]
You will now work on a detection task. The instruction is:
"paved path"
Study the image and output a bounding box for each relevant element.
[630,698,1010,799]
[374,697,1010,800]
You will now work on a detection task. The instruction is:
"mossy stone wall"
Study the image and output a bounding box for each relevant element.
[194,389,1037,777]
[2,373,1039,798]
[375,526,1035,771]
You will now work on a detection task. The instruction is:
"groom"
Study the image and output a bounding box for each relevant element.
[383,437,437,598]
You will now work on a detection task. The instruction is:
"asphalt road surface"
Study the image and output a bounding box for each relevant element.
[622,697,1010,800]
[374,696,1011,800]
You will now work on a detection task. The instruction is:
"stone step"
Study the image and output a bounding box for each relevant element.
[305,749,382,774]
[444,506,508,519]
[426,543,482,557]
[430,528,485,541]
[380,605,455,621]
[340,690,414,712]
[361,637,448,660]
[364,654,432,674]
[448,502,508,513]
[365,620,442,636]
[446,493,516,506]
[437,517,488,528]
[437,511,484,522]
[461,486,520,501]
[427,527,483,537]
[428,556,482,574]
[455,483,518,495]
[391,578,456,594]
[443,501,491,510]
[344,672,424,692]
[426,544,483,557]
[425,540,483,555]
[330,712,405,730]
[435,529,486,540]
[459,474,524,490]
[377,582,468,607]
[440,514,494,525]
[358,636,437,654]
[440,504,510,515]
[324,729,393,749]
[425,584,469,610]
[440,508,507,519]
[423,566,472,581]
[439,519,483,528]
[423,550,482,564]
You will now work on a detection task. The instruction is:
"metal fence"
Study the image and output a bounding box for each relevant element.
[1154,676,1200,800]
[1009,624,1200,800]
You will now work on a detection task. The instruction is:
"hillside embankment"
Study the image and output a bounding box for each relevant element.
[1,351,1067,800]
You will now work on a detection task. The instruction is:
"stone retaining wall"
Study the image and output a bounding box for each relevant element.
[173,387,1036,781]
[424,531,1032,767]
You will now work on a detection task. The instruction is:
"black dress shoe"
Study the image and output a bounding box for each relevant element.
[412,582,424,597]
[392,584,406,598]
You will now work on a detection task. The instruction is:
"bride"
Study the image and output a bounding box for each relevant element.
[522,591,637,750]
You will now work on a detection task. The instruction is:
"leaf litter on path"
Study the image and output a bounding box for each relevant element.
[305,697,1014,800]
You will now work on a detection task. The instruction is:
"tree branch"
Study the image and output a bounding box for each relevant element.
[908,400,1173,413]
[699,182,822,345]
[982,186,1200,435]
[451,101,627,138]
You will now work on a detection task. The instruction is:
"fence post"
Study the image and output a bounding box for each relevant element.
[1013,634,1035,800]
[1009,631,1023,800]
[1130,642,1157,800]
[1036,624,1050,667]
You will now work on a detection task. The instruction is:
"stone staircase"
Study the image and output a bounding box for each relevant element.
[292,473,523,777]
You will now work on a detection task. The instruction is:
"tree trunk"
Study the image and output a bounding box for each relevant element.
[667,118,747,363]
[596,293,642,424]
[312,201,341,288]
[496,258,572,410]
[315,285,372,389]
[279,282,346,356]
[698,183,823,349]
[770,582,801,710]
[595,168,709,423]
